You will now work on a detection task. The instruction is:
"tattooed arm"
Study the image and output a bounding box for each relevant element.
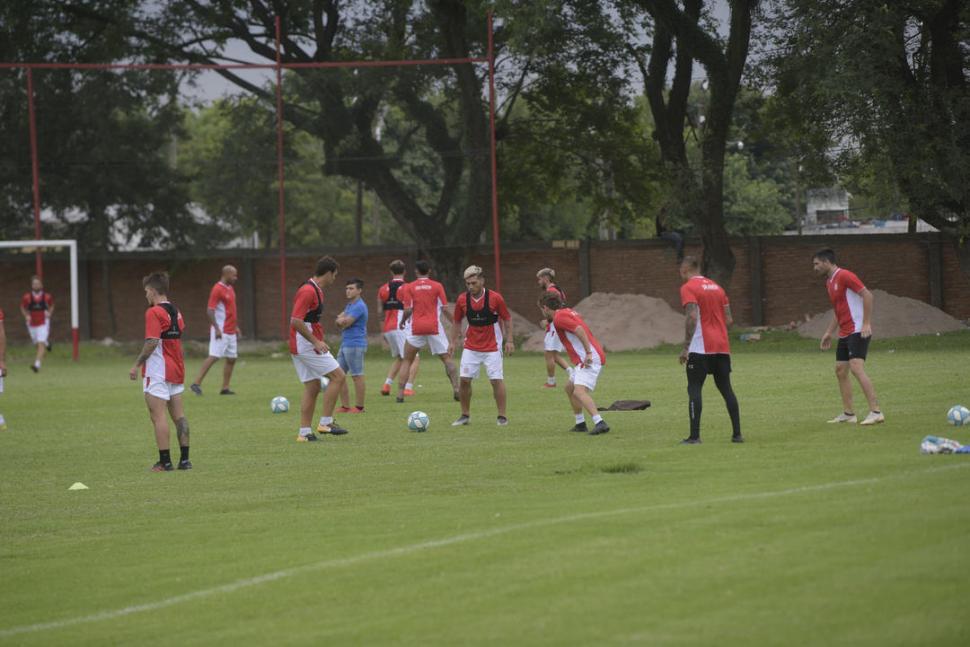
[679,303,699,365]
[129,338,160,380]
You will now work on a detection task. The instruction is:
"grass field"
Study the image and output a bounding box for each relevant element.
[1,332,969,645]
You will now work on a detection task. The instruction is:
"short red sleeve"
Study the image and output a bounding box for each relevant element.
[553,309,580,333]
[21,294,29,308]
[377,284,389,302]
[0,308,5,321]
[494,292,511,320]
[680,283,696,307]
[399,284,412,308]
[46,294,54,307]
[842,270,866,293]
[290,285,318,320]
[437,284,448,307]
[145,307,162,339]
[453,293,467,323]
[207,284,222,310]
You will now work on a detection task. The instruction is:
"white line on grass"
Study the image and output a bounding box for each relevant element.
[2,462,967,638]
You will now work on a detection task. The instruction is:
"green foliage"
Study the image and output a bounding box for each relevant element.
[722,154,790,235]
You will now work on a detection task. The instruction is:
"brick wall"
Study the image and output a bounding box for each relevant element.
[1,234,967,343]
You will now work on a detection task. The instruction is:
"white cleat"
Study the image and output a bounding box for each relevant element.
[859,411,885,426]
[827,412,857,424]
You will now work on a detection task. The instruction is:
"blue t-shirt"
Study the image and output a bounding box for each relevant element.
[341,298,368,347]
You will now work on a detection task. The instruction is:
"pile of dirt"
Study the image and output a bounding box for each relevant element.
[508,309,542,339]
[521,292,685,351]
[797,289,966,339]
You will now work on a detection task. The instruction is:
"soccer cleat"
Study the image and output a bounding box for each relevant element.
[680,437,702,445]
[452,415,470,427]
[151,461,174,472]
[297,433,319,442]
[318,422,349,435]
[350,407,364,414]
[732,435,745,443]
[46,341,52,352]
[30,364,39,373]
[496,416,509,426]
[381,384,391,396]
[859,411,885,426]
[403,388,415,397]
[336,406,354,413]
[219,388,235,395]
[589,420,610,435]
[190,383,202,396]
[569,422,588,433]
[541,382,557,389]
[177,459,193,470]
[827,412,857,424]
[396,396,405,403]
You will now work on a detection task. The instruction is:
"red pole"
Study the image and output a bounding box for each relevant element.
[275,16,288,339]
[486,12,501,291]
[26,67,43,277]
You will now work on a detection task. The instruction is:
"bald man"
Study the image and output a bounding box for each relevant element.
[191,265,241,395]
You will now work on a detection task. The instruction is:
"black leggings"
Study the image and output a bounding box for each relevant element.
[686,354,741,439]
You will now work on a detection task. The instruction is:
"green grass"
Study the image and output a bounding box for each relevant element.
[1,332,969,645]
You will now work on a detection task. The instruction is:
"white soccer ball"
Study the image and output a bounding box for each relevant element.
[947,405,970,427]
[407,410,430,432]
[320,376,330,390]
[270,396,290,414]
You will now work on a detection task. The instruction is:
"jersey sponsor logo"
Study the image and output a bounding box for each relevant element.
[412,285,433,291]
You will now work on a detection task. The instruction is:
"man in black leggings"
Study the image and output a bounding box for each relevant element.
[677,256,743,444]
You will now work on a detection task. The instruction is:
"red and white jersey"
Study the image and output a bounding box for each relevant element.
[0,307,5,323]
[21,290,53,326]
[680,275,731,355]
[453,289,511,353]
[826,268,867,338]
[143,302,185,385]
[404,277,448,335]
[289,279,325,354]
[553,308,606,366]
[378,278,407,333]
[207,281,237,334]
[544,283,566,331]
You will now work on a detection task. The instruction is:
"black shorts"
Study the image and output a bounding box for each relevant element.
[686,353,732,381]
[836,333,870,362]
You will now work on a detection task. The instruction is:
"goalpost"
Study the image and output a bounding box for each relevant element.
[0,240,79,361]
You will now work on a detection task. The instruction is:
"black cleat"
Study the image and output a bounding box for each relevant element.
[680,437,702,445]
[732,435,745,443]
[589,420,611,435]
[151,461,174,472]
[496,416,509,426]
[319,422,349,436]
[30,364,39,373]
[569,422,588,433]
[190,383,202,396]
[297,433,319,442]
[451,415,470,427]
[177,459,193,470]
[46,341,52,352]
[219,388,235,395]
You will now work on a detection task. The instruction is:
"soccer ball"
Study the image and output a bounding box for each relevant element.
[320,376,330,390]
[947,405,970,427]
[270,396,290,414]
[407,411,430,432]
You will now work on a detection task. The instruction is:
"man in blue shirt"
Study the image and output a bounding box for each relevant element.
[336,278,369,413]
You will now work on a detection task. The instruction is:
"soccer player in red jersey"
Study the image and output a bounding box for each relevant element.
[20,276,54,372]
[128,272,192,471]
[289,256,349,441]
[678,256,742,444]
[376,260,420,396]
[812,249,883,426]
[395,260,459,402]
[449,266,515,426]
[191,265,241,396]
[0,306,7,431]
[536,268,571,388]
[539,293,610,435]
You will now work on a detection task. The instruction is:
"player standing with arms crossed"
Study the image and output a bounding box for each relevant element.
[677,256,743,444]
[191,265,241,396]
[449,266,514,426]
[20,276,53,373]
[539,293,610,435]
[128,272,192,471]
[395,260,459,403]
[377,260,419,397]
[812,249,884,426]
[335,278,368,414]
[536,268,571,388]
[289,256,349,442]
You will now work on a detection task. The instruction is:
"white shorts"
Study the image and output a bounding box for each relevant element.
[28,322,50,345]
[570,361,603,391]
[384,330,406,358]
[291,350,340,384]
[208,330,238,358]
[406,330,449,356]
[459,349,504,380]
[544,326,564,352]
[143,377,185,401]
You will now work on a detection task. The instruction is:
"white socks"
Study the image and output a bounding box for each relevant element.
[592,414,603,424]
[405,382,413,390]
[384,378,393,385]
[320,416,333,426]
[547,377,556,385]
[299,426,312,437]
[574,413,585,424]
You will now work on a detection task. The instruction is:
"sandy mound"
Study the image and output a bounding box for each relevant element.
[798,289,966,339]
[522,292,685,351]
[508,309,542,338]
